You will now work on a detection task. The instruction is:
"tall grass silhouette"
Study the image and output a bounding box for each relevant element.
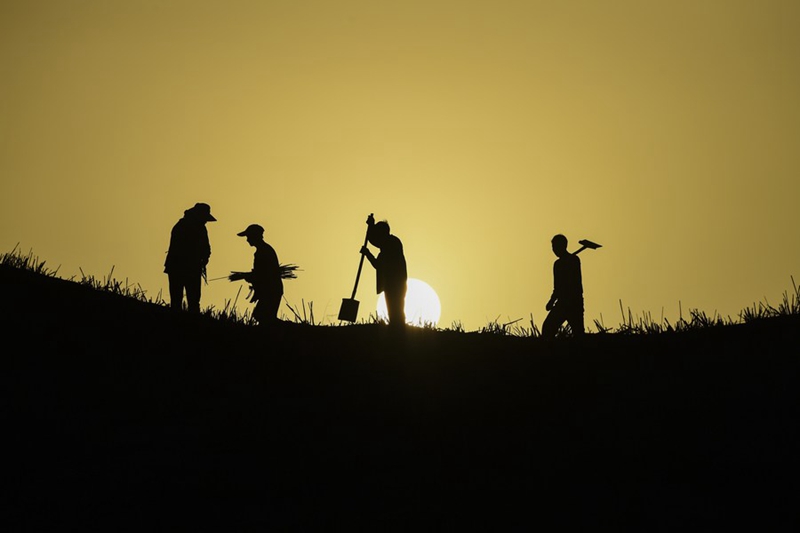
[1,244,797,335]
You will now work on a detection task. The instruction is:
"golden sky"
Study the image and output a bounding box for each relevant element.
[2,0,798,331]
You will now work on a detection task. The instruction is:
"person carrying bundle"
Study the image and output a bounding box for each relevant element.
[230,223,285,326]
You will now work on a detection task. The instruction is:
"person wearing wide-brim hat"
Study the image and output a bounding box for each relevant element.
[164,202,216,313]
[229,223,284,325]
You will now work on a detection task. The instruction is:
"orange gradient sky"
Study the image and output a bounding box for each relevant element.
[2,1,798,331]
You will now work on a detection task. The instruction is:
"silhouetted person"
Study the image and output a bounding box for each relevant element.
[542,234,584,338]
[164,202,216,313]
[360,214,407,328]
[230,224,283,326]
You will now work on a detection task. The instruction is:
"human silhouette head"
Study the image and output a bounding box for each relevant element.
[551,234,569,258]
[185,202,216,222]
[237,224,265,246]
[368,220,391,248]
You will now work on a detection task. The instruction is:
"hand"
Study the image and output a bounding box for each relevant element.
[366,213,375,226]
[229,271,246,282]
[360,246,370,255]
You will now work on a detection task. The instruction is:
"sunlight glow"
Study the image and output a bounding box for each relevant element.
[377,278,441,327]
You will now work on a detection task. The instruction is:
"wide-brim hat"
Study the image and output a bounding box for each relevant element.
[186,202,216,221]
[237,224,264,238]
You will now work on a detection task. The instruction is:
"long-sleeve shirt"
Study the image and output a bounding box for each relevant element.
[247,240,283,301]
[164,218,210,275]
[551,253,583,303]
[371,234,407,295]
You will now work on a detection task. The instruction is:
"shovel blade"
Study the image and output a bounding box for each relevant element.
[338,298,360,322]
[578,239,602,250]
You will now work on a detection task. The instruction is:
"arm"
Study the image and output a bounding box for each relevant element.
[360,246,377,268]
[546,262,557,310]
[201,226,211,267]
[361,213,377,267]
[228,271,251,282]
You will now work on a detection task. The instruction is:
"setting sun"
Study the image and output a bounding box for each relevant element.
[377,278,441,327]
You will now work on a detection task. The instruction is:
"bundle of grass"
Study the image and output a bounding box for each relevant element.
[279,263,301,280]
[227,263,301,282]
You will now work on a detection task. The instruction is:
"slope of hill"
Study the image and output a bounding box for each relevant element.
[2,264,799,531]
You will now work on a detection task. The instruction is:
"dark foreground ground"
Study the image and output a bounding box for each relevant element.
[2,265,799,531]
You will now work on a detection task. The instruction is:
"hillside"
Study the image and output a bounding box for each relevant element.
[2,264,799,531]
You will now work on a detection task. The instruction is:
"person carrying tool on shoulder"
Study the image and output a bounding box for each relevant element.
[542,233,584,338]
[360,214,408,328]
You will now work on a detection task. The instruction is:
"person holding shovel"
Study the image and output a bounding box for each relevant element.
[360,214,407,328]
[542,233,585,338]
[230,223,284,326]
[164,202,216,313]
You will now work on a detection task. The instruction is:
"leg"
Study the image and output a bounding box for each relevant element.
[542,305,567,338]
[168,272,185,310]
[267,292,282,322]
[385,287,406,327]
[254,292,282,325]
[252,301,266,325]
[185,274,202,313]
[567,311,585,336]
[565,300,585,336]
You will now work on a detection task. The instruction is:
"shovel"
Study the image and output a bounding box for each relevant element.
[573,239,602,255]
[338,214,373,322]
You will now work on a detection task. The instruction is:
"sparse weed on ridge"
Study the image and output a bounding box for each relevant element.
[2,246,798,337]
[604,276,799,336]
[1,244,61,277]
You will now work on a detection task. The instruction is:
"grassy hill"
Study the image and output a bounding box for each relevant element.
[2,259,799,531]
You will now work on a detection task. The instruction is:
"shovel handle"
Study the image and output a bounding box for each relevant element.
[350,213,373,299]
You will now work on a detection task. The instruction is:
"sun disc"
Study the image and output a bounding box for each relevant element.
[376,278,441,327]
